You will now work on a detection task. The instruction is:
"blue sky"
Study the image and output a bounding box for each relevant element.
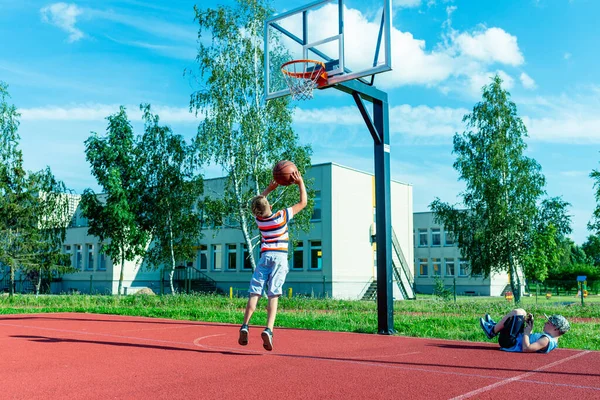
[1,0,599,245]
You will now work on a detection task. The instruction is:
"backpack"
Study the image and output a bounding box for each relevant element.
[498,315,525,349]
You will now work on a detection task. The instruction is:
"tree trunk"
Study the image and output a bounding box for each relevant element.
[35,269,42,297]
[240,212,257,271]
[509,260,522,304]
[168,213,176,294]
[232,168,258,271]
[9,264,14,297]
[118,256,124,296]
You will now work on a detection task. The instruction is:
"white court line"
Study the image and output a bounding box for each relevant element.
[2,320,598,393]
[119,324,204,333]
[450,351,592,399]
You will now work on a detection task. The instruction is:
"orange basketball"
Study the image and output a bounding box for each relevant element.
[272,160,298,186]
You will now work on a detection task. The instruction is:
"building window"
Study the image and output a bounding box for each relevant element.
[292,241,304,270]
[432,258,441,275]
[86,244,94,271]
[227,244,237,270]
[311,191,321,221]
[418,229,428,247]
[418,258,428,276]
[64,245,72,267]
[431,228,441,246]
[309,240,322,270]
[75,244,82,270]
[445,258,455,276]
[212,244,222,270]
[198,245,208,270]
[459,259,469,276]
[242,244,253,270]
[98,252,106,271]
[445,230,455,246]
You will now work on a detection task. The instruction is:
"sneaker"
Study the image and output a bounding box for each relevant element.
[261,328,273,351]
[480,317,496,339]
[485,313,497,325]
[238,324,249,346]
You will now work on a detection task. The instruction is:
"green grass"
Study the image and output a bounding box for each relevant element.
[1,293,599,351]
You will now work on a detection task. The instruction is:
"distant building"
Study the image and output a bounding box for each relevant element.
[413,211,511,296]
[55,163,414,299]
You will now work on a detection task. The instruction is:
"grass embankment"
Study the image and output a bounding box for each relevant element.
[1,294,599,351]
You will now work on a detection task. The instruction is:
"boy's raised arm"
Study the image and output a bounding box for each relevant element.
[291,171,307,216]
[261,180,279,197]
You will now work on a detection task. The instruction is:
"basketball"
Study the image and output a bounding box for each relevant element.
[272,160,298,186]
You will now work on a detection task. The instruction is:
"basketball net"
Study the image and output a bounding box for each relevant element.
[281,60,328,101]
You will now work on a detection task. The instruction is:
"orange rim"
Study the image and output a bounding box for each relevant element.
[281,59,328,81]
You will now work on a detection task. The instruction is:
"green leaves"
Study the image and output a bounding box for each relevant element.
[137,104,204,285]
[0,82,72,295]
[188,0,313,269]
[81,107,149,295]
[431,75,546,302]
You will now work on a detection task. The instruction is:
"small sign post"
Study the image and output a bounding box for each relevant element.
[577,276,587,307]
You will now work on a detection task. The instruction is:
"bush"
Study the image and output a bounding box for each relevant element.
[433,277,452,301]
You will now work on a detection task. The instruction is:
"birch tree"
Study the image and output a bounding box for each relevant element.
[137,105,204,293]
[188,0,313,270]
[430,76,545,303]
[80,107,149,295]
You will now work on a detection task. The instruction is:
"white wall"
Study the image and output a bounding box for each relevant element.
[330,165,378,299]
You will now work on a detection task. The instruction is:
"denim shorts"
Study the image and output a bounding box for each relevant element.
[249,252,289,297]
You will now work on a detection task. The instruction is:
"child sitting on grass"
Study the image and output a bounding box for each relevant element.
[480,308,570,353]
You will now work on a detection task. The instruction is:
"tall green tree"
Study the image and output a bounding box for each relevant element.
[0,82,29,295]
[430,75,545,303]
[188,0,313,270]
[558,238,591,267]
[21,168,73,295]
[582,234,600,267]
[137,105,204,293]
[80,107,149,295]
[522,197,572,282]
[589,166,600,252]
[0,82,73,296]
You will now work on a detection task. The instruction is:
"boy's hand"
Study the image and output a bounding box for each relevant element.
[267,180,279,191]
[290,170,303,185]
[524,313,534,334]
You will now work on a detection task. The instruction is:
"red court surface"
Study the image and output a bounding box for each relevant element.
[1,312,598,400]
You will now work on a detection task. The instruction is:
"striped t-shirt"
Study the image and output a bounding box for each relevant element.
[256,207,294,254]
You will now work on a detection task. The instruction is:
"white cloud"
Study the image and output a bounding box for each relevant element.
[520,72,536,89]
[278,4,527,97]
[453,27,524,66]
[295,104,467,140]
[297,86,600,145]
[395,0,422,8]
[19,104,200,123]
[523,116,600,144]
[40,2,84,42]
[105,36,196,60]
[89,9,196,43]
[519,87,600,143]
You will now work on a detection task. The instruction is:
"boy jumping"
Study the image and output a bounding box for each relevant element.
[480,308,570,353]
[238,170,307,351]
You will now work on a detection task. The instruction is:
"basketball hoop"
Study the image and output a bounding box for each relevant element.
[281,59,328,101]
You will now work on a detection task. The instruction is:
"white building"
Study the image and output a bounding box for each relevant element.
[56,163,414,299]
[413,211,510,296]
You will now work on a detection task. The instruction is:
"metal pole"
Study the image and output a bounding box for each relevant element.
[160,268,164,295]
[373,96,394,335]
[453,277,457,303]
[336,80,394,334]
